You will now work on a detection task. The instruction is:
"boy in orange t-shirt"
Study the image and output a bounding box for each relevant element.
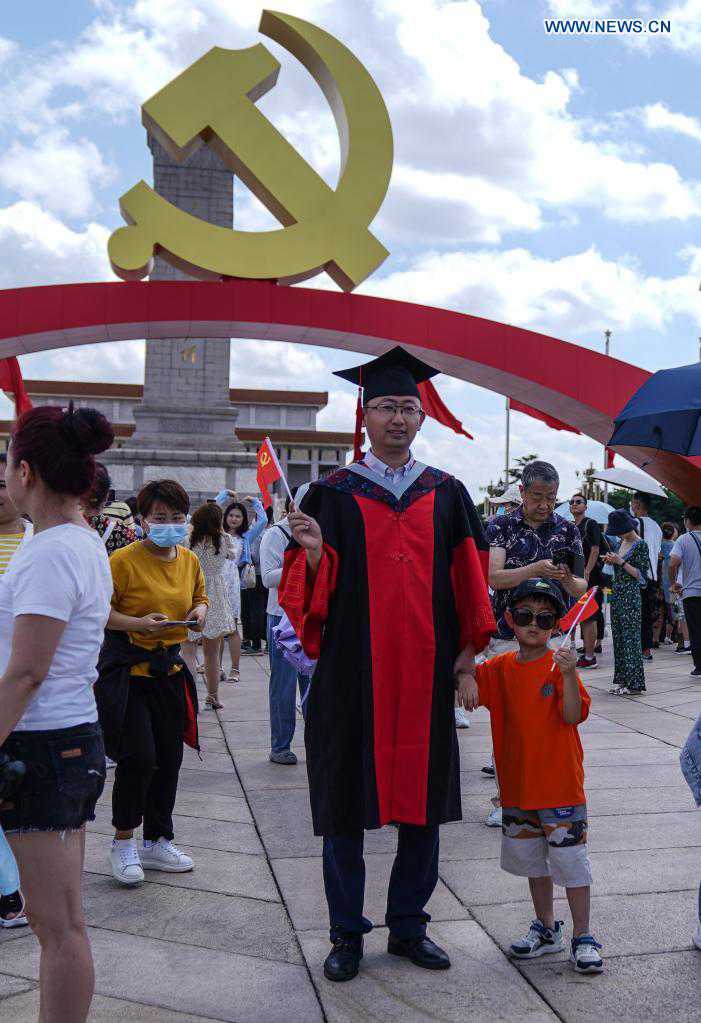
[461,578,603,975]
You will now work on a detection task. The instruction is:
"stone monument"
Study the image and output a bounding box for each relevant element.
[103,137,256,499]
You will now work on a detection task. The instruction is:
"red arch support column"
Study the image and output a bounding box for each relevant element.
[0,278,697,501]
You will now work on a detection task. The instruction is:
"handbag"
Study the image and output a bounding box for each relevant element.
[240,562,256,590]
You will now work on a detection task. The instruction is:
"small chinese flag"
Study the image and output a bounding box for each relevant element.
[559,587,599,632]
[256,437,283,508]
[605,448,616,469]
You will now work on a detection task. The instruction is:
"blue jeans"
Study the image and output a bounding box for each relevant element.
[267,614,310,754]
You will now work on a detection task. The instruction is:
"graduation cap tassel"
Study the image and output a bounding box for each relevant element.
[353,385,364,462]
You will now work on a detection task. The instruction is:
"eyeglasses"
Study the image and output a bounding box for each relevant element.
[365,402,423,419]
[511,609,558,630]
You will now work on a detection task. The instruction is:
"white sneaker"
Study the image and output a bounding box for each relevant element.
[105,757,117,770]
[485,806,502,828]
[511,920,565,959]
[454,707,471,728]
[110,839,144,886]
[570,934,604,974]
[693,923,701,951]
[140,837,194,873]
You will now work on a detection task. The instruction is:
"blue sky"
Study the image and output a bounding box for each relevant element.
[0,0,699,496]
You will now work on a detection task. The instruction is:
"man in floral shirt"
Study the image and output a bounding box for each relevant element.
[486,462,586,639]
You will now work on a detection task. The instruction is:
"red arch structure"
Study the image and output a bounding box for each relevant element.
[0,278,698,500]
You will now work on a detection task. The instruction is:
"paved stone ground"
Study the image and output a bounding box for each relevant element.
[1,642,699,1021]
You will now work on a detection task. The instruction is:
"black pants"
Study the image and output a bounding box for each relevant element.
[684,596,701,670]
[322,824,439,942]
[640,583,656,652]
[112,672,185,841]
[241,576,268,648]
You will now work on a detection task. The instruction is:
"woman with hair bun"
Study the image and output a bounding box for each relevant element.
[0,402,115,1023]
[83,461,137,555]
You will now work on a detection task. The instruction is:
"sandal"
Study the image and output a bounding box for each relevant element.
[226,669,240,684]
[204,694,223,710]
[0,890,28,929]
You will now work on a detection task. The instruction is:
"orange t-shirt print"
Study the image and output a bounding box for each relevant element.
[476,651,591,811]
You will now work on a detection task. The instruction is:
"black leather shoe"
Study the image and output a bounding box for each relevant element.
[387,934,451,970]
[323,936,363,982]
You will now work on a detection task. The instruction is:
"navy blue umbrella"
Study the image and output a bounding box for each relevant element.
[608,362,701,457]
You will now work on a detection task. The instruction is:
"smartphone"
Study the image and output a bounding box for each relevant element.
[551,548,574,570]
[159,619,198,628]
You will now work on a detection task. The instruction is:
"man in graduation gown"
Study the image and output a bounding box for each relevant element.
[279,347,496,982]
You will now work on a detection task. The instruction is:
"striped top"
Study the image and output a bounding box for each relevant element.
[0,532,24,577]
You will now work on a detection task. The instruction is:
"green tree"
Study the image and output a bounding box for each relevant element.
[607,487,686,526]
[481,454,540,497]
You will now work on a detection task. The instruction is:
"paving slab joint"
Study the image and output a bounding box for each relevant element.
[214,710,330,1022]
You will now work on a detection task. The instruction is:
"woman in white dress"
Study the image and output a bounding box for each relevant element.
[219,497,265,681]
[188,504,236,709]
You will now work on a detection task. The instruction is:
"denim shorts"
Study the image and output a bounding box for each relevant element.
[0,722,105,834]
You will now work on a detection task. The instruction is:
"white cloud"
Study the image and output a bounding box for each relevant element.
[634,0,701,54]
[0,130,113,217]
[364,243,701,344]
[385,166,542,244]
[641,101,701,141]
[0,201,111,287]
[545,0,614,15]
[0,0,697,253]
[229,340,327,389]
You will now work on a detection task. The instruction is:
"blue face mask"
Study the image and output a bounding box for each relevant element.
[147,523,189,548]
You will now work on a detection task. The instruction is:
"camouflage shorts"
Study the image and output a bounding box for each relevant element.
[500,805,593,888]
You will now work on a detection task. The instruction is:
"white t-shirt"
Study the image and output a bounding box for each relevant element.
[638,516,662,581]
[0,523,113,731]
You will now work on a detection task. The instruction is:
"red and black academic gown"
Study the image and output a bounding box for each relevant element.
[279,461,496,837]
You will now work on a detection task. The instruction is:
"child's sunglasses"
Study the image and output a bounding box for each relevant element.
[511,609,558,630]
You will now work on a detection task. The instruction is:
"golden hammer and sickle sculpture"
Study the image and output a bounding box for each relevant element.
[108,10,393,292]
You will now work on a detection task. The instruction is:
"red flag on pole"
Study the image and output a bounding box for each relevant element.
[605,448,616,469]
[0,358,32,416]
[417,380,473,440]
[559,587,599,632]
[509,398,581,435]
[256,437,284,508]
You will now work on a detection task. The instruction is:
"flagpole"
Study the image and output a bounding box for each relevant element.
[603,330,612,503]
[504,397,510,487]
[550,587,599,671]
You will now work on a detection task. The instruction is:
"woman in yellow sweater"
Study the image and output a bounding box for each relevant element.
[105,479,208,886]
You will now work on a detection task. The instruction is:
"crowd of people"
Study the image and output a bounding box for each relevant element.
[0,355,698,1019]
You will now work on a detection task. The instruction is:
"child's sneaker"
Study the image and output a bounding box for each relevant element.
[510,920,564,959]
[570,934,603,973]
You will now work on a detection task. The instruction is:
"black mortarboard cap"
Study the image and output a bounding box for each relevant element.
[333,346,439,403]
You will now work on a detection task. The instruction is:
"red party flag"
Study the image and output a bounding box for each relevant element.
[509,398,581,435]
[256,437,283,508]
[418,380,474,440]
[559,586,599,633]
[0,357,32,416]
